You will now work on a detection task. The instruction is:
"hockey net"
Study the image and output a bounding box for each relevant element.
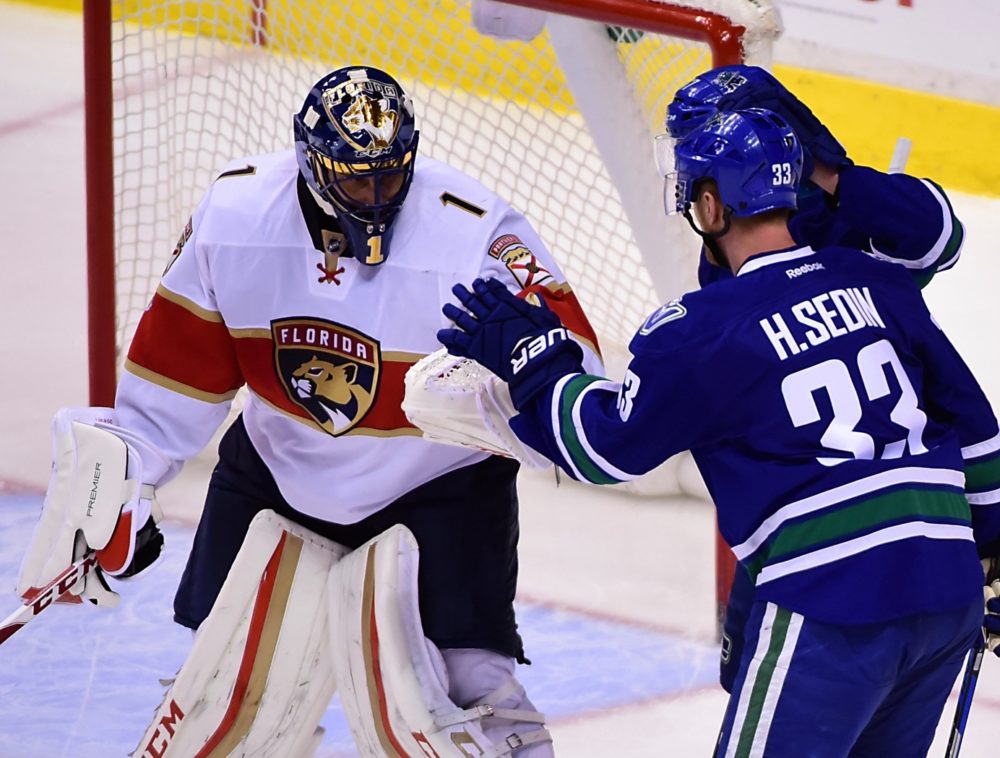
[85,0,781,626]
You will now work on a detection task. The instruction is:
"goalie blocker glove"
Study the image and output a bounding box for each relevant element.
[439,277,584,409]
[17,408,169,608]
[668,65,852,181]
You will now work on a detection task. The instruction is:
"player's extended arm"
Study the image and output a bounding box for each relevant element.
[706,66,964,286]
[438,279,722,483]
[825,165,965,286]
[438,277,586,409]
[16,408,172,613]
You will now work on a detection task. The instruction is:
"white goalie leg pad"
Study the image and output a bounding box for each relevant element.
[17,407,161,606]
[132,510,349,758]
[328,525,552,756]
[403,348,550,468]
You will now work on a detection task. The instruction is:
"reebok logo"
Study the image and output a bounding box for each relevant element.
[786,262,824,279]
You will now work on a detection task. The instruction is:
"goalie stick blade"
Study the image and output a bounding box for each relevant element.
[0,621,26,644]
[0,550,98,648]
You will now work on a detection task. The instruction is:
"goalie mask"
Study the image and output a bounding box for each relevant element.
[294,66,419,265]
[669,108,803,220]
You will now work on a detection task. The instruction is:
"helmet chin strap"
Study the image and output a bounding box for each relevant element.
[683,207,733,272]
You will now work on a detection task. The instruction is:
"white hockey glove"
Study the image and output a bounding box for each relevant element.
[984,557,1000,656]
[17,408,170,608]
[403,348,552,468]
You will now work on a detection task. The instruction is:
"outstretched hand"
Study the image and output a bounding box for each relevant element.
[438,278,583,408]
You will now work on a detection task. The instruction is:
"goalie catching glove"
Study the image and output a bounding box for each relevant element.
[667,64,852,181]
[438,277,584,409]
[17,407,170,608]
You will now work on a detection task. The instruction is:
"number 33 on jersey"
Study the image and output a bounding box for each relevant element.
[513,244,1000,626]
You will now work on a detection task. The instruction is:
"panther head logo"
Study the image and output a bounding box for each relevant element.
[341,93,398,151]
[272,318,381,437]
[290,356,373,435]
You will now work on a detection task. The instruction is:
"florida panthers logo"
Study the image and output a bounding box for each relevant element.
[341,93,398,150]
[273,318,381,436]
[321,72,406,155]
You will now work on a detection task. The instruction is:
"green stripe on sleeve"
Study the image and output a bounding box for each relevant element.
[928,178,965,272]
[965,454,1000,493]
[557,375,621,485]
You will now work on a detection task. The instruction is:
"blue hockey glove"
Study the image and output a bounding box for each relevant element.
[438,277,584,409]
[714,66,851,177]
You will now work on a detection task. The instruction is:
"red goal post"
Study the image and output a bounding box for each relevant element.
[84,0,781,633]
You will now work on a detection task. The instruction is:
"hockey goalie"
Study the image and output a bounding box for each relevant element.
[11,62,606,757]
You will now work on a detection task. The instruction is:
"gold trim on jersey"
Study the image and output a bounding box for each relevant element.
[124,360,240,403]
[229,327,274,340]
[381,350,425,363]
[156,284,224,323]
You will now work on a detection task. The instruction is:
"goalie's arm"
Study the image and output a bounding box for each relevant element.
[116,186,244,472]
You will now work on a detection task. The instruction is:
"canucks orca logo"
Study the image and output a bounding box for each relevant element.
[321,73,407,156]
[273,318,381,436]
[639,299,687,335]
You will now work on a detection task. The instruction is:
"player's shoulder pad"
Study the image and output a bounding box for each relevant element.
[196,151,299,241]
[409,156,507,222]
[816,244,919,287]
[630,285,730,355]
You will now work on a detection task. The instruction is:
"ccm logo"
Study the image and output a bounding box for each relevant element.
[139,699,185,758]
[22,553,99,615]
[511,328,570,375]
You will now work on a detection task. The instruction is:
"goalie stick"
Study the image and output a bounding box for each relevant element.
[0,550,98,645]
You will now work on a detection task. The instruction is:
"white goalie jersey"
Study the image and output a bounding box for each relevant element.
[117,151,602,523]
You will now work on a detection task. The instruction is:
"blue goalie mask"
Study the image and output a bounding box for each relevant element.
[294,66,419,265]
[671,108,803,219]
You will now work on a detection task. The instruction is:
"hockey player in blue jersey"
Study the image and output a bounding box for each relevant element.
[666,64,964,292]
[666,64,969,693]
[438,109,1000,755]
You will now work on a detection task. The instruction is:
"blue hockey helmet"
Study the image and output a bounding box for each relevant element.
[293,66,419,265]
[671,108,803,218]
[666,64,769,139]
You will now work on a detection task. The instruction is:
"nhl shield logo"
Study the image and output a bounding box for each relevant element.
[273,318,381,436]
